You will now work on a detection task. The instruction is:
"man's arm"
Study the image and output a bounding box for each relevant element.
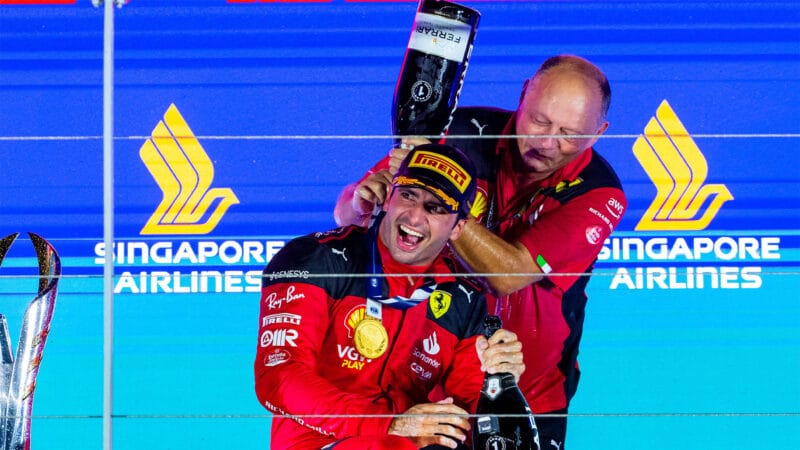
[450,217,544,296]
[453,186,628,296]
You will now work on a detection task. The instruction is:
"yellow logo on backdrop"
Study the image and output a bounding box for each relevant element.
[139,104,239,235]
[633,100,733,231]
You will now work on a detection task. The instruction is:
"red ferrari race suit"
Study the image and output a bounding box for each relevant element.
[362,106,628,417]
[254,224,488,450]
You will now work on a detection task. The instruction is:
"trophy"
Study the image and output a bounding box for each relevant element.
[0,233,61,450]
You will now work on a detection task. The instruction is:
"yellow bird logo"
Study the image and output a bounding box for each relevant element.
[633,100,733,231]
[139,104,239,235]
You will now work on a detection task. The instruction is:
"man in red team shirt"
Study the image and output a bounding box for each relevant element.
[256,144,525,449]
[335,55,627,448]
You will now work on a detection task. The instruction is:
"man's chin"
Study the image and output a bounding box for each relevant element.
[519,158,547,175]
[387,246,419,265]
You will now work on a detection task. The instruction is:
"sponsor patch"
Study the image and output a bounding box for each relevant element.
[260,329,298,348]
[410,362,433,380]
[344,305,366,339]
[429,290,451,319]
[338,344,371,371]
[606,197,624,219]
[262,312,302,327]
[586,225,604,245]
[423,331,440,355]
[264,285,305,309]
[264,349,291,367]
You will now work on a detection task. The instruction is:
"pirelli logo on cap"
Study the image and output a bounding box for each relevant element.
[409,150,472,193]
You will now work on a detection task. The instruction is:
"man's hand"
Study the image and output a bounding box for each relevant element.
[476,328,525,382]
[387,397,470,449]
[352,169,393,217]
[388,137,432,175]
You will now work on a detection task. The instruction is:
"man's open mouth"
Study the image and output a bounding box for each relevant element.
[398,224,424,247]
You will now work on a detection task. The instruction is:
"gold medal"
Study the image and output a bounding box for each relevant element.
[353,317,389,359]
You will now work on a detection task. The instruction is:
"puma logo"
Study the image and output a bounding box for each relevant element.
[550,439,563,450]
[458,284,474,303]
[470,118,488,136]
[331,248,347,261]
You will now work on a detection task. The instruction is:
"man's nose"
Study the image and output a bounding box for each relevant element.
[405,202,426,223]
[537,127,558,149]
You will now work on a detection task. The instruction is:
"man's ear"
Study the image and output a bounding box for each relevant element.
[448,217,468,241]
[587,121,610,149]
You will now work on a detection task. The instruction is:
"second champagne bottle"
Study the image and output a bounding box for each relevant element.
[473,315,540,450]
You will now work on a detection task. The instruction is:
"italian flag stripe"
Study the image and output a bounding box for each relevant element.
[536,254,552,274]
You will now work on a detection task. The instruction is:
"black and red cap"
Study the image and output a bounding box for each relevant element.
[392,143,477,216]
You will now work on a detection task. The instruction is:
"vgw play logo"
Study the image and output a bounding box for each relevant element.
[93,104,286,294]
[600,100,781,290]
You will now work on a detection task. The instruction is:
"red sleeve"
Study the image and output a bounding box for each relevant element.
[518,187,627,291]
[254,281,394,438]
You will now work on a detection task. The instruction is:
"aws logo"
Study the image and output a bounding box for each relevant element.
[139,104,239,235]
[633,100,733,231]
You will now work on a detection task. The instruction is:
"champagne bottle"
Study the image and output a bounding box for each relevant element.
[391,0,480,144]
[473,315,540,450]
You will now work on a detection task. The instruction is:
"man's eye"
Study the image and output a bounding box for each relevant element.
[560,130,583,144]
[560,129,577,137]
[426,204,448,215]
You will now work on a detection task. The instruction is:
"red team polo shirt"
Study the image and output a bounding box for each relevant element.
[488,137,626,413]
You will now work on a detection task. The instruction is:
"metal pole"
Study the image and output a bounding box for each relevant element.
[102,0,115,449]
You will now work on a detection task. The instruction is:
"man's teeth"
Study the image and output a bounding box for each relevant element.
[399,225,423,238]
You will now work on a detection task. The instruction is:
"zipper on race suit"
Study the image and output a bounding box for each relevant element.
[371,308,407,412]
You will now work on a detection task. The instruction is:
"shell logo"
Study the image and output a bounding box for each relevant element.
[470,189,488,219]
[344,305,366,338]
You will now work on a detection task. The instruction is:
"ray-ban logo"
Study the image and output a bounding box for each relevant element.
[633,100,733,231]
[139,104,239,235]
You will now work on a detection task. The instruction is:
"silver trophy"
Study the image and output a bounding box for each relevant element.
[0,233,61,450]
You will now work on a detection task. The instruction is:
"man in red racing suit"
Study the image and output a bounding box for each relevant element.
[255,144,525,450]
